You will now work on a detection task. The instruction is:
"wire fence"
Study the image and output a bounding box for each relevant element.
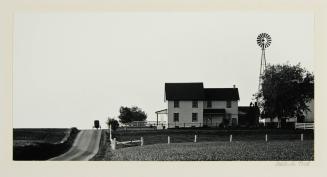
[109,128,314,150]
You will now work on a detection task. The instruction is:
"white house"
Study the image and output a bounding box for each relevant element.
[304,99,314,122]
[165,83,239,128]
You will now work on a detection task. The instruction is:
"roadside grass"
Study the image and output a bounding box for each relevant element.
[13,128,79,160]
[91,130,109,161]
[108,140,314,161]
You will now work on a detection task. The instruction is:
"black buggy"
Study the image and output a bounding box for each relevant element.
[93,120,101,129]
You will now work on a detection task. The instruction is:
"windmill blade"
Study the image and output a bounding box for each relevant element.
[257,33,271,49]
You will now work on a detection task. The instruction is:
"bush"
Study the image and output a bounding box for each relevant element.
[71,127,78,134]
[106,118,119,131]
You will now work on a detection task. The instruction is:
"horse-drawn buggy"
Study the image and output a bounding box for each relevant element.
[93,120,101,129]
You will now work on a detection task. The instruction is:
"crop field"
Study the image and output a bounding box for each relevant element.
[106,140,314,161]
[91,129,314,161]
[13,128,71,146]
[13,128,78,160]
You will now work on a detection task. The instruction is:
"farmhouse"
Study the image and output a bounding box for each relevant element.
[165,83,239,128]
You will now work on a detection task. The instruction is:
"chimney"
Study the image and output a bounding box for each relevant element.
[233,84,236,88]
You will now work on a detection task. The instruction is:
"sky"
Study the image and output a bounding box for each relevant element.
[13,12,313,129]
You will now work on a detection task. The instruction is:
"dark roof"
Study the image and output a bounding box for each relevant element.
[203,109,226,114]
[165,82,239,101]
[165,83,205,100]
[204,88,239,100]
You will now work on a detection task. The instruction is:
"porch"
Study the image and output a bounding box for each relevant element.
[203,109,226,127]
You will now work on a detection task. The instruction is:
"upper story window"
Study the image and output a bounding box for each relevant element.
[207,100,212,108]
[174,113,179,122]
[192,113,198,122]
[192,100,198,108]
[174,100,179,108]
[226,100,231,108]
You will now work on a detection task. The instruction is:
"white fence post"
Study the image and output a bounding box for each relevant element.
[230,134,232,142]
[265,134,268,142]
[168,136,170,144]
[141,137,144,146]
[111,138,116,150]
[301,133,303,141]
[194,135,197,143]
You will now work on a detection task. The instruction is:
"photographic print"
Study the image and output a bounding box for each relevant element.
[13,12,314,161]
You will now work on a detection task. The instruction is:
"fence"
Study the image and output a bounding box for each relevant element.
[109,133,309,150]
[119,120,310,130]
[118,121,167,131]
[167,122,221,128]
[122,121,167,127]
[110,137,143,150]
[295,123,314,130]
[110,125,144,150]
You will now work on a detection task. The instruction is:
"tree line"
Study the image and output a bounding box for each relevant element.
[106,106,147,130]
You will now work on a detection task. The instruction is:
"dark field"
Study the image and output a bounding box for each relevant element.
[13,128,79,160]
[14,128,71,146]
[92,128,314,161]
[111,129,314,146]
[107,140,314,161]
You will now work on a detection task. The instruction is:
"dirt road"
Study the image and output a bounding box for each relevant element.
[49,130,101,161]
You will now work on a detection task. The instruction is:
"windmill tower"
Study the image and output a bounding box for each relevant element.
[257,33,272,91]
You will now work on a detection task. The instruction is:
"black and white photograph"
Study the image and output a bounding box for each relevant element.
[12,11,314,161]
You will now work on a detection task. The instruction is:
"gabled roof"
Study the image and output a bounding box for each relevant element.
[204,88,239,100]
[165,82,240,101]
[165,83,204,100]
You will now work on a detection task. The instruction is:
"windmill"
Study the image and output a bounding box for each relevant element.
[257,33,272,91]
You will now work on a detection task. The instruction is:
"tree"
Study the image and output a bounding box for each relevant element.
[106,117,119,131]
[256,63,314,127]
[118,106,147,124]
[247,102,260,127]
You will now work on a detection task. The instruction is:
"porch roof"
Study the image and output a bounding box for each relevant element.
[203,109,226,114]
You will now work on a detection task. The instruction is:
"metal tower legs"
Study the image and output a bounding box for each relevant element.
[258,48,266,91]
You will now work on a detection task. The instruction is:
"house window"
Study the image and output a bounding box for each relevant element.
[192,100,198,108]
[174,113,179,122]
[174,101,179,108]
[207,100,212,108]
[192,113,198,122]
[226,101,231,108]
